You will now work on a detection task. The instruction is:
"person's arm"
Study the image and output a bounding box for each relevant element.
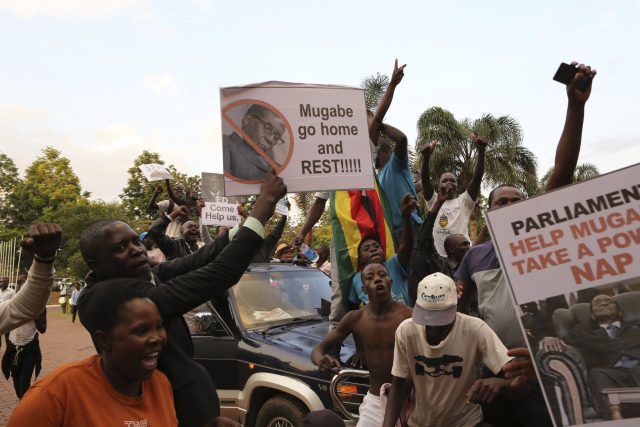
[293,195,328,246]
[465,133,488,201]
[419,141,437,201]
[0,224,61,336]
[311,312,355,374]
[466,375,528,404]
[35,309,47,334]
[263,215,288,258]
[165,179,188,206]
[147,184,163,213]
[148,205,188,259]
[369,59,406,146]
[397,194,417,268]
[149,172,286,318]
[545,62,597,192]
[200,224,214,245]
[381,375,412,427]
[380,123,408,160]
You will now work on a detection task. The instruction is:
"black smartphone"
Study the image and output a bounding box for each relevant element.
[553,62,589,92]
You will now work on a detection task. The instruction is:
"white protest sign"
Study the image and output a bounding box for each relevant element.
[275,197,289,216]
[487,163,640,427]
[139,164,172,181]
[201,172,243,226]
[220,82,375,196]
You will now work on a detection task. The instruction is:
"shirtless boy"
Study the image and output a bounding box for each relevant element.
[311,262,412,427]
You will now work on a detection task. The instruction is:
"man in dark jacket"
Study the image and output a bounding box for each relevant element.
[78,172,286,427]
[149,206,201,261]
[542,294,640,419]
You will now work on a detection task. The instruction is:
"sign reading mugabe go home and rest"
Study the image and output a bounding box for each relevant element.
[487,162,640,305]
[219,82,375,196]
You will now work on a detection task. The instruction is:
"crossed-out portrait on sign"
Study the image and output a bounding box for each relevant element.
[222,101,293,183]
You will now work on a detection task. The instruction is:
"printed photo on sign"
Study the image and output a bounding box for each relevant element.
[139,163,172,181]
[219,82,375,196]
[486,162,640,427]
[222,101,293,184]
[201,172,243,204]
[518,279,640,426]
[201,172,243,227]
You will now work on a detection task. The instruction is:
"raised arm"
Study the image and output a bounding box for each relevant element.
[369,59,406,146]
[419,141,437,201]
[0,224,61,335]
[147,184,164,213]
[311,312,355,374]
[545,62,596,192]
[148,205,189,259]
[165,179,188,206]
[264,214,288,258]
[382,376,412,427]
[380,123,408,160]
[293,195,328,246]
[397,194,418,268]
[466,133,488,201]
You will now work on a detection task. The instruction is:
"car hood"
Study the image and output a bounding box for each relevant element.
[241,321,355,373]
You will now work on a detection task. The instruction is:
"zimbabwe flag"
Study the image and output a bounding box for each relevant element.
[330,176,395,309]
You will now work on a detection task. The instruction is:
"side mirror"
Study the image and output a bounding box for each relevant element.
[194,312,217,334]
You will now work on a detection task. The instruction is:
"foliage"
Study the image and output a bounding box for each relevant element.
[0,152,19,197]
[120,150,201,219]
[361,73,389,111]
[539,163,600,190]
[4,147,84,228]
[416,108,539,197]
[292,192,315,224]
[38,199,137,279]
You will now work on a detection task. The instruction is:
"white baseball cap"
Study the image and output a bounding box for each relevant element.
[412,273,458,326]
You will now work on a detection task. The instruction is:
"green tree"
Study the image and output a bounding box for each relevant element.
[120,150,201,218]
[5,147,84,227]
[361,73,389,111]
[539,162,600,190]
[416,107,539,199]
[0,152,19,196]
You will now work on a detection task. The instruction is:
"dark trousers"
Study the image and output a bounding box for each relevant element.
[172,362,220,427]
[2,335,42,399]
[71,304,78,322]
[589,366,640,419]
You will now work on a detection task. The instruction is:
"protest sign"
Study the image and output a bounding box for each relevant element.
[220,82,375,196]
[486,163,640,427]
[201,172,243,226]
[139,163,172,181]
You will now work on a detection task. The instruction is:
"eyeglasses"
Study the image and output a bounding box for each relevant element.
[252,116,286,146]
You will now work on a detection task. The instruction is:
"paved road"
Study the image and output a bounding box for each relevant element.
[0,305,94,426]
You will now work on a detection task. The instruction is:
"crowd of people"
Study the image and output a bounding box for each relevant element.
[0,58,627,427]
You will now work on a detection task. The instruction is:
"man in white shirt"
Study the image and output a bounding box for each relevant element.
[420,135,487,258]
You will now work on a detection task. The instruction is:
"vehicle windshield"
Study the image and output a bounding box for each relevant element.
[231,268,332,330]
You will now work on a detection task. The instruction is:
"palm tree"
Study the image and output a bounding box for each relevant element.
[416,107,539,198]
[539,162,600,190]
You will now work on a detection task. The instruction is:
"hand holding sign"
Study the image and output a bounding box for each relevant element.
[251,170,287,225]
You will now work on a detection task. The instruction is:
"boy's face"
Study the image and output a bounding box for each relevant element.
[103,298,166,383]
[359,239,384,266]
[91,222,150,280]
[362,263,392,303]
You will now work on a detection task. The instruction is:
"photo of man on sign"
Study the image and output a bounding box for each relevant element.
[222,103,292,182]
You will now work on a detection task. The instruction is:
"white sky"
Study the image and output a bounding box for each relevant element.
[1,0,639,201]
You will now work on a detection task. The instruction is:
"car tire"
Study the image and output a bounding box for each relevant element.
[255,395,307,427]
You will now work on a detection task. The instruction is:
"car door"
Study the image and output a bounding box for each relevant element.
[185,302,240,391]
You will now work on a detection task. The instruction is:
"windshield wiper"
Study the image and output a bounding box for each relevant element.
[260,315,324,336]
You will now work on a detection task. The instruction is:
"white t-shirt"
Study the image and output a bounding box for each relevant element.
[156,200,183,238]
[391,313,512,427]
[426,191,476,257]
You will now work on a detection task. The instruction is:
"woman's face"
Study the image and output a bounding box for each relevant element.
[103,298,166,387]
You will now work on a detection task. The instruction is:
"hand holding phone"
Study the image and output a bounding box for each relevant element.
[553,62,589,92]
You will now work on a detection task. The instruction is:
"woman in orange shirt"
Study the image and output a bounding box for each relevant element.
[8,278,177,427]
